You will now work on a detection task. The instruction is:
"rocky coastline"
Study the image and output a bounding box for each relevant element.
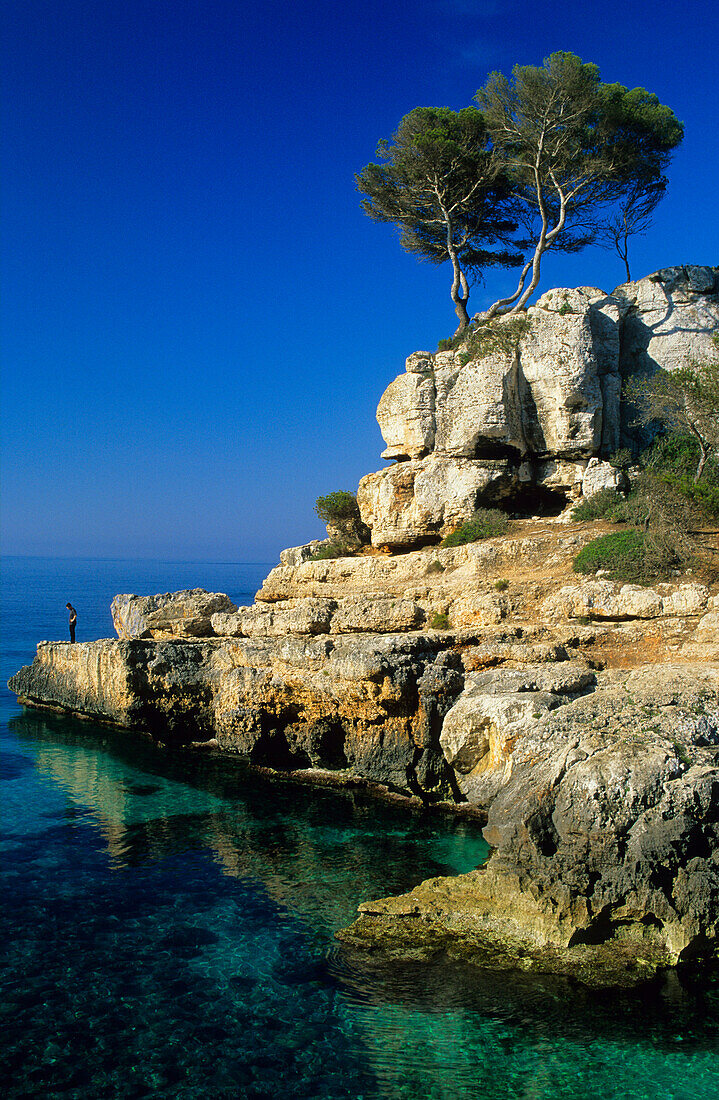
[9,266,719,988]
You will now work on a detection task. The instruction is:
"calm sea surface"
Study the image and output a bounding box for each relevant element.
[2,556,719,1098]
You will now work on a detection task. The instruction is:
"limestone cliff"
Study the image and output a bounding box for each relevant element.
[8,265,719,988]
[359,265,718,548]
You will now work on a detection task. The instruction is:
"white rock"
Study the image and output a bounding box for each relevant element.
[378,371,435,459]
[112,590,237,639]
[581,458,627,497]
[693,612,719,643]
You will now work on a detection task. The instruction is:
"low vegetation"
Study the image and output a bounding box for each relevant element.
[571,488,625,522]
[441,508,510,547]
[308,542,355,561]
[572,344,719,585]
[314,491,361,524]
[573,529,649,582]
[437,315,531,364]
[430,611,450,629]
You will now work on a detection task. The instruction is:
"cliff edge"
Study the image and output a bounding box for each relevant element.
[9,266,719,987]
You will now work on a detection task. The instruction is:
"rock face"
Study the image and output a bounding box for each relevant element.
[9,633,466,798]
[339,665,719,987]
[360,266,718,549]
[111,589,237,638]
[8,266,719,989]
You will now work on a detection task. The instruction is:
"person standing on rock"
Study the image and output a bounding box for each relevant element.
[66,603,77,643]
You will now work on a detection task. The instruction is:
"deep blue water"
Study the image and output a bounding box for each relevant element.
[2,556,719,1099]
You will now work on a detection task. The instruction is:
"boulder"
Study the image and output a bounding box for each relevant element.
[111,589,237,639]
[581,458,627,498]
[357,455,516,549]
[542,581,710,623]
[330,596,424,634]
[211,598,337,637]
[377,365,435,459]
[279,541,331,567]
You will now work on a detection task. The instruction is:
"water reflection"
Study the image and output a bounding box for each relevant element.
[5,708,719,1100]
[9,708,489,936]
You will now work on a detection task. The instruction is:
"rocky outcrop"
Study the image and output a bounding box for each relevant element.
[360,266,718,549]
[8,267,719,988]
[111,589,237,638]
[9,632,466,799]
[9,538,719,986]
[339,664,719,987]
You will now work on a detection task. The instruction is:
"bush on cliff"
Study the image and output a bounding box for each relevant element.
[308,542,356,561]
[573,474,701,581]
[441,508,509,547]
[643,434,719,517]
[571,488,625,521]
[314,491,360,524]
[573,529,648,582]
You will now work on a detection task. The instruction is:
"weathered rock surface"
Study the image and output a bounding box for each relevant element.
[9,633,466,798]
[8,267,719,989]
[339,665,719,986]
[542,581,710,623]
[357,455,517,549]
[359,267,718,548]
[111,589,237,638]
[581,457,628,498]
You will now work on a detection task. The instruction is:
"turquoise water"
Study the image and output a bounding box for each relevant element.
[2,557,719,1098]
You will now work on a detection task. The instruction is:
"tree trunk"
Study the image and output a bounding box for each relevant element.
[694,440,708,482]
[449,249,470,335]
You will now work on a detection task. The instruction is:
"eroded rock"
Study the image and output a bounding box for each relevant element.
[111,589,237,638]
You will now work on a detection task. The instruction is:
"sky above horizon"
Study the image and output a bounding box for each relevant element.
[3,0,718,562]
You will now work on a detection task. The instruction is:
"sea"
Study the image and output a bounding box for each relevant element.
[2,555,719,1099]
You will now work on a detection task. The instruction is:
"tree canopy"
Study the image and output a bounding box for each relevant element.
[356,106,523,333]
[357,54,683,330]
[475,52,683,315]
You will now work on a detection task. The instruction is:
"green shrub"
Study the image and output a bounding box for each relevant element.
[430,611,450,629]
[571,488,625,521]
[494,578,509,591]
[660,471,719,517]
[425,559,445,574]
[314,491,360,524]
[441,508,509,547]
[609,448,633,470]
[436,315,531,362]
[308,542,353,561]
[573,529,649,582]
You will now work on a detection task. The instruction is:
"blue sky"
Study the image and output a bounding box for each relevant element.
[3,0,717,561]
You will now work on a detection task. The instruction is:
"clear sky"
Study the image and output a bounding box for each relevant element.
[3,0,717,562]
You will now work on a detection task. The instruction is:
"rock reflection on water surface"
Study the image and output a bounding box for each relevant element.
[5,708,719,1100]
[9,708,489,934]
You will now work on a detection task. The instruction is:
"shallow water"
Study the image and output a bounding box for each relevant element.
[2,557,719,1098]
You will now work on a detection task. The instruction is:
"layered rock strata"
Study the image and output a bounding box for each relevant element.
[8,266,719,987]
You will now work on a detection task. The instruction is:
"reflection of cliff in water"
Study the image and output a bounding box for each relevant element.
[332,946,719,1057]
[11,709,719,1064]
[9,709,489,936]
